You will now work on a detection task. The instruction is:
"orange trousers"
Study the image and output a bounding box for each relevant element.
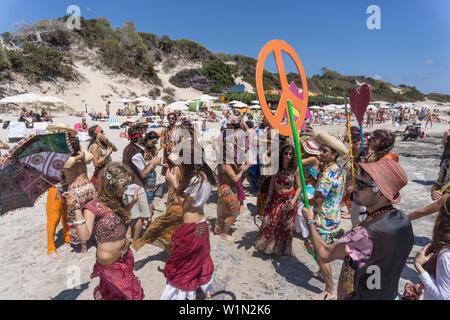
[46,187,70,254]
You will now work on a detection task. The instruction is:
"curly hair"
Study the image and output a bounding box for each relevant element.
[97,162,133,223]
[424,196,450,277]
[371,129,396,160]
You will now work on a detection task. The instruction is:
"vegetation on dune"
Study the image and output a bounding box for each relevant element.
[6,42,74,82]
[224,92,344,106]
[0,16,448,103]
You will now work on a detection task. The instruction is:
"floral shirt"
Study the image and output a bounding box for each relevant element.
[314,163,345,233]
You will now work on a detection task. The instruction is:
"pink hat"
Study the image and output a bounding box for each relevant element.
[302,140,320,155]
[359,158,408,204]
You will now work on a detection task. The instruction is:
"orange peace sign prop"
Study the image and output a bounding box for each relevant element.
[256,40,308,136]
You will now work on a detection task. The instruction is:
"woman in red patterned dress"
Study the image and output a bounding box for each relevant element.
[255,144,302,259]
[65,162,144,300]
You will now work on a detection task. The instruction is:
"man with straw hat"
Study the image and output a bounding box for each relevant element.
[303,130,348,300]
[302,158,413,299]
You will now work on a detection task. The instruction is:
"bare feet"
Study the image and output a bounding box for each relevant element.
[204,293,212,300]
[220,234,236,242]
[312,291,336,300]
[312,271,323,279]
[81,244,88,255]
[48,251,60,260]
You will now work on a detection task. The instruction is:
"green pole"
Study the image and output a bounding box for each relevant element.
[287,100,309,209]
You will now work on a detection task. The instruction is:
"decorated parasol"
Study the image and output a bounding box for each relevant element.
[0,132,73,215]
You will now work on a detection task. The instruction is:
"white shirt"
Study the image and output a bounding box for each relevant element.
[124,152,146,196]
[219,116,227,128]
[418,249,450,300]
[184,176,211,207]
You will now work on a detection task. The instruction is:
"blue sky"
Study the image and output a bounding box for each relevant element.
[1,0,449,94]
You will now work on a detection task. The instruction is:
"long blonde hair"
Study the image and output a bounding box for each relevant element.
[98,162,132,223]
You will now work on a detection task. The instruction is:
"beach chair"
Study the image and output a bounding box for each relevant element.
[109,118,120,129]
[7,122,27,142]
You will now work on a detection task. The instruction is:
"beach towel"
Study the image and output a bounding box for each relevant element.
[33,122,49,134]
[7,122,27,142]
[74,123,81,131]
[77,132,90,142]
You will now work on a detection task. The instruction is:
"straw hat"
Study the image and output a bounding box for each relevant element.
[359,158,408,204]
[313,130,348,157]
[47,124,77,137]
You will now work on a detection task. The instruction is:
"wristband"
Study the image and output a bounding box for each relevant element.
[74,218,86,226]
[306,219,316,226]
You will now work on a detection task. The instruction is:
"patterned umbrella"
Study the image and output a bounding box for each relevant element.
[0,132,73,215]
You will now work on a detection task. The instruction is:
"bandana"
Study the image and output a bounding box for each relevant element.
[94,126,102,134]
[128,133,143,141]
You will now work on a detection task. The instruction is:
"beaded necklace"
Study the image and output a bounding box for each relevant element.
[358,204,394,226]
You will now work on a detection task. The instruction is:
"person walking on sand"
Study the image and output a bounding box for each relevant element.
[304,130,348,300]
[65,162,144,300]
[302,158,413,300]
[161,138,217,300]
[105,101,111,118]
[255,143,301,259]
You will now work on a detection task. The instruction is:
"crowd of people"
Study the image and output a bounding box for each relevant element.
[5,102,448,300]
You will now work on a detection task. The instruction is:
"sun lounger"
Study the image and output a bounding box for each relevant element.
[7,122,27,142]
[109,118,120,129]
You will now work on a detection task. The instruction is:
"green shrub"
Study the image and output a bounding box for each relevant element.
[200,58,234,87]
[6,42,74,82]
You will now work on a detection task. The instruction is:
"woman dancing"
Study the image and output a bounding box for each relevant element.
[215,132,250,242]
[65,162,144,300]
[255,143,301,259]
[88,125,117,191]
[161,137,218,300]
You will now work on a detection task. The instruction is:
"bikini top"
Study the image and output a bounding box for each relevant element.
[274,170,295,189]
[85,200,127,244]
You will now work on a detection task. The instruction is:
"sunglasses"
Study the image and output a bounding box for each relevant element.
[355,178,376,190]
[168,117,175,120]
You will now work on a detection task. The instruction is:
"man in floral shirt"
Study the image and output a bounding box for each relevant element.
[304,130,348,300]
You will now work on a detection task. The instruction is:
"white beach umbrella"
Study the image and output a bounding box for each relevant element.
[323,105,336,111]
[231,102,248,108]
[228,100,242,105]
[309,106,322,110]
[0,93,42,104]
[250,100,260,104]
[117,98,134,103]
[367,105,378,111]
[134,96,152,103]
[166,101,189,111]
[249,104,261,110]
[194,94,216,101]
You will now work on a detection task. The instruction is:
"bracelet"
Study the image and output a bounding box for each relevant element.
[73,206,82,211]
[306,219,316,226]
[73,218,86,226]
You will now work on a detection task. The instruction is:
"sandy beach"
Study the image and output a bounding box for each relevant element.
[0,109,448,300]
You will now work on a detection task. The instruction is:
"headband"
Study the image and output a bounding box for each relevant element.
[128,133,143,141]
[95,126,102,134]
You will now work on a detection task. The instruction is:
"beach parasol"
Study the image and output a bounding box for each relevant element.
[0,132,73,215]
[166,101,189,111]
